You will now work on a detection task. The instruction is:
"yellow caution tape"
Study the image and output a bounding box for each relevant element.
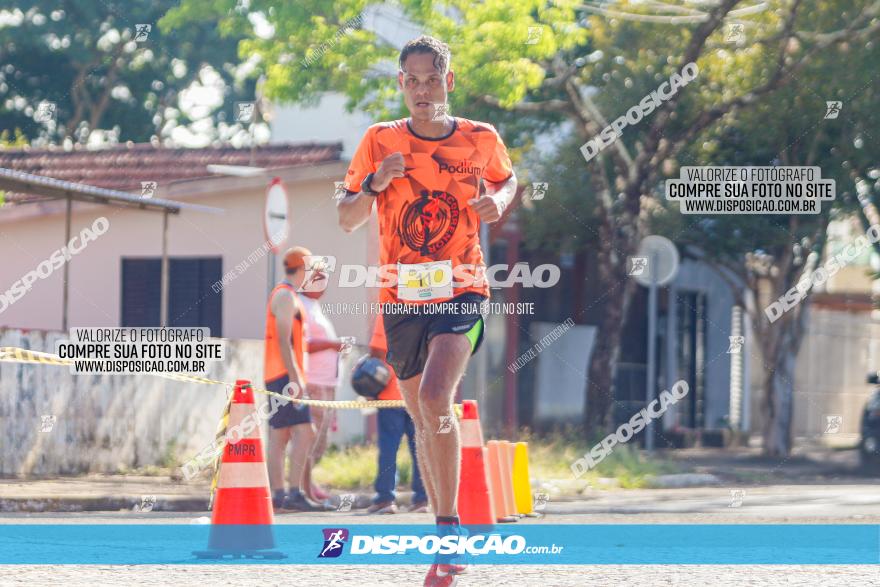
[0,346,414,410]
[208,396,232,511]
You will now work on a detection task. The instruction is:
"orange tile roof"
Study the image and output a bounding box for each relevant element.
[0,142,342,197]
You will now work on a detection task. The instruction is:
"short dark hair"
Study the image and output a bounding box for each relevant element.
[399,36,451,74]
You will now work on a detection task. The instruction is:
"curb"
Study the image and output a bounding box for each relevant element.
[0,496,209,513]
[643,473,722,488]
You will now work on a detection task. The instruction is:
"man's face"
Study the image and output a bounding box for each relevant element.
[398,52,454,122]
[300,256,331,297]
[287,267,306,289]
[302,271,326,299]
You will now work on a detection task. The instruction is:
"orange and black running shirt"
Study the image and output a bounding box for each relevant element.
[264,281,307,384]
[343,118,514,304]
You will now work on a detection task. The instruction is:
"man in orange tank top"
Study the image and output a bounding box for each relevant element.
[337,36,517,585]
[264,246,325,512]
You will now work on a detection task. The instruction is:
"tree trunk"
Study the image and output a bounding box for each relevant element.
[585,284,625,434]
[754,216,828,456]
[584,196,638,436]
[760,332,796,456]
[759,299,814,456]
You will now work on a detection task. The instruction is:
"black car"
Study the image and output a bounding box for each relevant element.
[861,373,880,468]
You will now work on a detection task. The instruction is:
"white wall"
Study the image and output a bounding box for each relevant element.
[0,163,371,342]
[0,328,373,475]
[0,164,380,456]
[794,306,880,441]
[271,94,374,159]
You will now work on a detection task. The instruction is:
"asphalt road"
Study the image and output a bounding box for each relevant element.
[2,484,878,586]
[4,563,876,587]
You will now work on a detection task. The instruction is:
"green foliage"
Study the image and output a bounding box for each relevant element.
[165,0,586,120]
[1,1,254,144]
[158,440,180,469]
[590,444,676,489]
[0,130,28,206]
[650,0,879,273]
[520,134,599,255]
[0,129,28,148]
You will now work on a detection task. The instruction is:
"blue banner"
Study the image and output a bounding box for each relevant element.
[0,524,877,565]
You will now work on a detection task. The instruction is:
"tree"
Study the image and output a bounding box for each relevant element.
[0,1,257,145]
[165,0,880,447]
[0,130,28,205]
[649,0,880,455]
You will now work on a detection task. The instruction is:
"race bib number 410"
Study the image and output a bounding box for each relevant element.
[397,260,453,301]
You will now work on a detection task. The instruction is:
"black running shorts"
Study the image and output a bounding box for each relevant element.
[266,375,312,429]
[383,292,486,381]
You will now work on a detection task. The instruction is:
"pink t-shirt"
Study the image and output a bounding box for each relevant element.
[301,296,339,386]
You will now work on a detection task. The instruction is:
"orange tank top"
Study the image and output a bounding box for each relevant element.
[264,282,307,384]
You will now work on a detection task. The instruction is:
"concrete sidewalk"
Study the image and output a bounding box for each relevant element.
[2,446,875,513]
[0,474,210,512]
[0,472,712,513]
[0,474,385,513]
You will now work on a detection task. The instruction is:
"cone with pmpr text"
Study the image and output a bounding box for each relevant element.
[194,379,285,559]
[456,400,495,526]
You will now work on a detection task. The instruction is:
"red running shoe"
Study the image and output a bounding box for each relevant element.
[423,564,460,586]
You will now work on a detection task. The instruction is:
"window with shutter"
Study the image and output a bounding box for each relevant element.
[121,257,222,336]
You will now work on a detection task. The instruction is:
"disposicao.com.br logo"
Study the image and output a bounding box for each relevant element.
[317,528,563,558]
[299,255,561,293]
[318,528,349,558]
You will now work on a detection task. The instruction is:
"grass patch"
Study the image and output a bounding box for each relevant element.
[311,430,678,492]
[589,444,678,488]
[313,443,414,491]
[520,429,677,489]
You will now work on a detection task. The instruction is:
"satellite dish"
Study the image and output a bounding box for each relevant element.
[264,177,289,253]
[634,235,679,287]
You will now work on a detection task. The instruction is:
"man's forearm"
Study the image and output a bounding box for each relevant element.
[308,338,341,352]
[485,174,517,207]
[280,341,306,392]
[277,337,296,375]
[337,191,375,232]
[275,319,305,392]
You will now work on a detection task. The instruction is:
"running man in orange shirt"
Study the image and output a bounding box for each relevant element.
[337,36,517,586]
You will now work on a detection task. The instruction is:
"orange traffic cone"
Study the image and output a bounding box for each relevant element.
[487,440,518,523]
[194,379,284,559]
[499,440,522,517]
[456,400,495,526]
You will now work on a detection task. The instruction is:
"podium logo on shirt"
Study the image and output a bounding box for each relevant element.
[438,159,483,176]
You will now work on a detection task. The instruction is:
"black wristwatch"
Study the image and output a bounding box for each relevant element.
[361,172,379,196]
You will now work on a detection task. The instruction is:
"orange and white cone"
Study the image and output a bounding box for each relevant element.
[499,440,522,517]
[487,440,518,523]
[456,400,495,526]
[194,379,284,559]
